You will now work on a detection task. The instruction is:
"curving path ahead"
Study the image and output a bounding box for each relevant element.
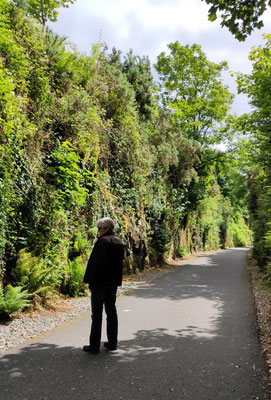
[1,248,270,399]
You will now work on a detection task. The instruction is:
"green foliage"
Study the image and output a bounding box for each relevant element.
[198,194,223,250]
[72,231,89,255]
[14,249,61,297]
[147,209,171,264]
[0,0,254,308]
[122,50,154,122]
[18,0,75,26]
[204,0,270,41]
[153,41,235,237]
[235,35,271,282]
[155,41,233,145]
[227,213,252,247]
[0,284,30,318]
[64,256,87,296]
[177,246,187,258]
[46,141,92,208]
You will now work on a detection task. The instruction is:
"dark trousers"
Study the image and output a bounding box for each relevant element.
[89,286,118,350]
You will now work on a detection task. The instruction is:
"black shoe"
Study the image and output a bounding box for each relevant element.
[82,345,99,354]
[104,342,117,351]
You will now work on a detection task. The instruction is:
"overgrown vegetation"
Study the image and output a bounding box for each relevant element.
[0,0,256,317]
[234,34,271,286]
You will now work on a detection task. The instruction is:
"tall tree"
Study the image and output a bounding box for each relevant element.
[155,42,233,145]
[122,50,154,122]
[154,41,233,219]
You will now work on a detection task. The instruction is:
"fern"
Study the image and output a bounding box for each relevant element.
[14,249,61,298]
[65,256,87,296]
[0,285,30,318]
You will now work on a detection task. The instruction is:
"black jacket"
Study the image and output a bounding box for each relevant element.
[83,232,124,289]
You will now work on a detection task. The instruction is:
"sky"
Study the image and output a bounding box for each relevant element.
[48,0,271,115]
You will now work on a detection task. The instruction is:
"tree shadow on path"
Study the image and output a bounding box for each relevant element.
[0,328,270,400]
[1,249,270,399]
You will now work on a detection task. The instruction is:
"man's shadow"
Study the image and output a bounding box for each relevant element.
[1,326,269,400]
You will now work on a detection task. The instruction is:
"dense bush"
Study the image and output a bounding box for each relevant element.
[63,257,87,297]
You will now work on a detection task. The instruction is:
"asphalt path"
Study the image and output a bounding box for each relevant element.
[1,248,270,399]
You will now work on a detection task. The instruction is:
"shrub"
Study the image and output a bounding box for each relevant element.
[228,212,252,247]
[177,246,187,258]
[64,256,87,296]
[148,211,171,264]
[0,285,30,319]
[13,249,61,298]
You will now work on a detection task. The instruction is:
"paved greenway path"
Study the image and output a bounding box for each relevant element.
[1,248,270,400]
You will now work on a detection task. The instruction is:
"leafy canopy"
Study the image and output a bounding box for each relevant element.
[14,0,75,25]
[155,42,233,145]
[203,0,271,41]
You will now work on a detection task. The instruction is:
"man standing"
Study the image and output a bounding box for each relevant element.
[83,217,124,354]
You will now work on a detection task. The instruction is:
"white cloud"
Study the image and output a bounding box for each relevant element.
[48,0,271,114]
[74,0,213,33]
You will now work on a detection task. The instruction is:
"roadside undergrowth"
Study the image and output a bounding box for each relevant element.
[248,253,271,381]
